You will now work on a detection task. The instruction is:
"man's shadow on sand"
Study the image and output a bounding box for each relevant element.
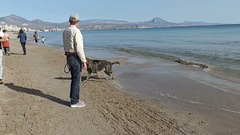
[54,76,106,82]
[4,83,69,106]
[54,76,87,81]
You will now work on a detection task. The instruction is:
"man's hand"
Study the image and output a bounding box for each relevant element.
[82,62,87,70]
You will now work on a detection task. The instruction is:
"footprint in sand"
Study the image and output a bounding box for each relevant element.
[199,121,207,125]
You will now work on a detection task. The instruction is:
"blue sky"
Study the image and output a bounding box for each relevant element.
[1,0,239,24]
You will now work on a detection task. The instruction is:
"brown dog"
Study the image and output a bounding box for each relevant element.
[84,57,120,82]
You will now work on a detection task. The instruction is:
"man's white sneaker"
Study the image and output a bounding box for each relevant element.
[70,101,85,108]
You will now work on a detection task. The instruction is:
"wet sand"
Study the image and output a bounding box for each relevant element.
[86,49,240,134]
[114,55,240,134]
[0,33,239,135]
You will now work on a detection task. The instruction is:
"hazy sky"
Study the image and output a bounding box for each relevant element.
[1,0,239,24]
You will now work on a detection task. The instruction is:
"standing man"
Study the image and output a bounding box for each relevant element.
[63,14,87,108]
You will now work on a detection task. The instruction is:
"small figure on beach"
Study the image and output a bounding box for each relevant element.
[63,13,87,107]
[41,36,45,44]
[2,30,10,55]
[33,31,39,44]
[0,28,5,84]
[17,29,27,55]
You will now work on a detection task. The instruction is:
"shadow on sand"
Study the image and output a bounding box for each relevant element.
[54,77,71,80]
[54,76,106,82]
[4,83,69,106]
[54,76,87,81]
[9,52,24,55]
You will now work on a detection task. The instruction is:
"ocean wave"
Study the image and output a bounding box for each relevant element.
[117,48,210,69]
[178,51,240,68]
[117,48,178,60]
[174,59,209,69]
[117,47,240,83]
[207,66,240,83]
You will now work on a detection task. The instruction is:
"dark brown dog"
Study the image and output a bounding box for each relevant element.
[84,57,120,82]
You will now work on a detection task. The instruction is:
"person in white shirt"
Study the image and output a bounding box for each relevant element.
[63,14,87,107]
[0,28,5,84]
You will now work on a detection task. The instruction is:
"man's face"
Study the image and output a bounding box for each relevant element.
[76,21,80,27]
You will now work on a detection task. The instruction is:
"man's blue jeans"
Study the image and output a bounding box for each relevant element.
[66,55,82,104]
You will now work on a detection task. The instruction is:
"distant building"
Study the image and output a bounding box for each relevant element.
[0,23,22,32]
[0,23,38,32]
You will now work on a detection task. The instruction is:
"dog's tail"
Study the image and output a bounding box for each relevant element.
[111,61,120,65]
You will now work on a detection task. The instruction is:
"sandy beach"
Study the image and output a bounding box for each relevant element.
[0,32,239,135]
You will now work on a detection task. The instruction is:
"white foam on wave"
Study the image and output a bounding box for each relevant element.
[158,91,204,105]
[218,107,240,114]
[157,91,240,114]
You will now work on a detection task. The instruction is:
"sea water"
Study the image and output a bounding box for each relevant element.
[34,24,240,82]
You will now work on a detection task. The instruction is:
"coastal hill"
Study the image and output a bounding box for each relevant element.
[0,14,219,30]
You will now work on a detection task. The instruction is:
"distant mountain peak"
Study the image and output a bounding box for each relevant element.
[32,19,44,23]
[151,17,164,23]
[0,14,28,26]
[141,17,175,27]
[6,14,26,20]
[148,17,173,25]
[8,14,19,17]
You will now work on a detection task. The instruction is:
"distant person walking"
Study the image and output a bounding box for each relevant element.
[63,14,87,107]
[2,30,10,55]
[17,29,27,55]
[33,31,39,44]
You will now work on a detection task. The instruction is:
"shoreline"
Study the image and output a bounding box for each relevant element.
[28,29,240,84]
[85,47,240,94]
[0,32,240,134]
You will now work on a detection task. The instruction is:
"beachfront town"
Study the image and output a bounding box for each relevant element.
[0,23,62,32]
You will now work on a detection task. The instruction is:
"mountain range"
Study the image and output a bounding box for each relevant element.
[0,14,220,30]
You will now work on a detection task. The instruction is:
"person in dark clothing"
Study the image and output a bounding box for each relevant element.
[17,29,27,55]
[33,31,39,44]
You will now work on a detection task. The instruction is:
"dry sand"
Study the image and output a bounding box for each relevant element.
[0,33,236,135]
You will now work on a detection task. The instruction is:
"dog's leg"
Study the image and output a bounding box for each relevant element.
[96,71,101,82]
[83,72,91,83]
[111,72,115,80]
